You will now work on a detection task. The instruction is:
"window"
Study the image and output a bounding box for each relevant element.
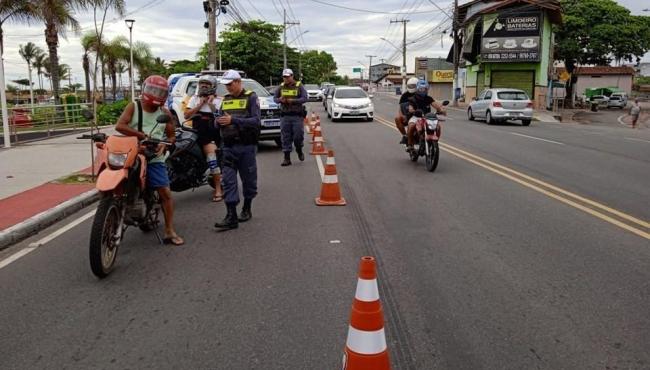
[484,91,492,100]
[335,89,368,99]
[304,84,319,90]
[497,91,529,100]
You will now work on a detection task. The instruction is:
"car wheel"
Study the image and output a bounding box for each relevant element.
[522,119,531,126]
[468,108,475,121]
[486,110,494,125]
[367,117,374,122]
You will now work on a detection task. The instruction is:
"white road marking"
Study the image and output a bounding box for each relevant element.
[510,132,565,145]
[329,240,341,244]
[0,209,96,270]
[617,114,629,127]
[624,137,650,144]
[315,154,325,181]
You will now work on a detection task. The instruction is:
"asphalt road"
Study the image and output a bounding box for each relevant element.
[1,97,649,369]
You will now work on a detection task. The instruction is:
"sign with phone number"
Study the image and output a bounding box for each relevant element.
[482,52,539,62]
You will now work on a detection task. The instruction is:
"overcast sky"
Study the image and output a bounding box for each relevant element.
[2,0,648,89]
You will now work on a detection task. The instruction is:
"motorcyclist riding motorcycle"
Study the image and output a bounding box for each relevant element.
[395,77,419,144]
[184,75,224,202]
[404,79,446,151]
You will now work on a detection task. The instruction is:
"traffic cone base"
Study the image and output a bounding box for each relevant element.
[310,137,328,155]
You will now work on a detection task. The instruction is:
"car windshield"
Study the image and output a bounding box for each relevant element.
[305,84,319,90]
[497,91,529,100]
[335,89,367,99]
[186,79,270,97]
[609,96,621,100]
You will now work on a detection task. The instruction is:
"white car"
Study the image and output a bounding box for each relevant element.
[326,86,374,122]
[304,84,324,101]
[170,75,282,145]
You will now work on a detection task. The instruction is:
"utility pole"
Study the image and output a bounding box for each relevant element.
[366,55,376,90]
[391,19,409,93]
[283,9,300,70]
[452,0,460,106]
[207,0,217,70]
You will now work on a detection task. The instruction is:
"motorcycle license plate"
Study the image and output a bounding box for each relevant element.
[262,119,280,128]
[349,110,359,115]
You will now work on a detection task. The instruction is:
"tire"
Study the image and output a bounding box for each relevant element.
[89,195,121,278]
[274,138,282,147]
[522,119,531,126]
[426,141,440,172]
[468,108,475,121]
[367,117,374,122]
[486,110,494,125]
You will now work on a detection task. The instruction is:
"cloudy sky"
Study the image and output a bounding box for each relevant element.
[2,0,648,89]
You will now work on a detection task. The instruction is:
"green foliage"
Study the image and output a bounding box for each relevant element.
[96,99,129,125]
[296,50,337,84]
[636,76,650,85]
[330,75,350,85]
[555,0,650,71]
[167,59,205,75]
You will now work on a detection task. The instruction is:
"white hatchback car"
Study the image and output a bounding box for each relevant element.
[326,86,374,122]
[468,88,533,126]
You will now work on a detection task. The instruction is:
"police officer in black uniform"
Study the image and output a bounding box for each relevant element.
[214,70,261,230]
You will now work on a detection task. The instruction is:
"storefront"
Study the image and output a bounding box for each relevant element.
[414,57,454,100]
[458,0,562,108]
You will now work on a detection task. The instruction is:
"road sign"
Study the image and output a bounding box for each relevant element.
[353,67,362,73]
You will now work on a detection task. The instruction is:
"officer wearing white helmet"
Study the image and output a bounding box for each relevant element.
[394,77,419,144]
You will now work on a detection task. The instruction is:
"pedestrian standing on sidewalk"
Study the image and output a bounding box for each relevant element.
[214,70,261,230]
[630,99,641,129]
[274,68,308,166]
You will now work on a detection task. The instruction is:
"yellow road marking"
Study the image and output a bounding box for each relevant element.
[373,115,650,240]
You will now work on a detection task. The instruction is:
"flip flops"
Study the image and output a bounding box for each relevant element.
[163,235,184,246]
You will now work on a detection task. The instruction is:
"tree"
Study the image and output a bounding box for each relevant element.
[81,32,98,101]
[36,0,88,105]
[167,59,204,75]
[555,0,650,103]
[296,50,337,84]
[103,36,128,99]
[32,51,46,91]
[18,41,42,105]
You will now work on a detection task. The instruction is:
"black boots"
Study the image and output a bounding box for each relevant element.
[296,146,305,161]
[281,151,292,166]
[239,198,252,222]
[214,203,238,230]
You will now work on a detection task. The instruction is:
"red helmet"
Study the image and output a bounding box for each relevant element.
[141,75,168,106]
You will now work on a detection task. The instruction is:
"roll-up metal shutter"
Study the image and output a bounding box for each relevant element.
[491,71,535,98]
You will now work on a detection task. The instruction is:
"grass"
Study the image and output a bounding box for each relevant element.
[52,173,95,185]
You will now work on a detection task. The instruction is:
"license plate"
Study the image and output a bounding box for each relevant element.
[262,119,280,128]
[349,110,359,115]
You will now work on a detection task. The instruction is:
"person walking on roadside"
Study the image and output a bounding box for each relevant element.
[214,70,261,230]
[630,99,641,129]
[115,75,184,245]
[274,68,308,166]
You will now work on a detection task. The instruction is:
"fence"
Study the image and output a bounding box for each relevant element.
[0,102,93,145]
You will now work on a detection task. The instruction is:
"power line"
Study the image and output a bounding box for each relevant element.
[306,0,452,14]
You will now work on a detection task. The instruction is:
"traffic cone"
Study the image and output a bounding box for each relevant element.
[310,126,325,144]
[341,256,390,370]
[315,150,346,205]
[311,111,317,122]
[304,116,312,134]
[310,136,328,156]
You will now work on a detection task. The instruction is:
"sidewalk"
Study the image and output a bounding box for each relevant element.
[0,128,113,249]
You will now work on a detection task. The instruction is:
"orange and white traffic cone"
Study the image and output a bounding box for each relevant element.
[304,115,312,134]
[315,150,345,205]
[310,126,325,144]
[309,135,328,156]
[342,256,390,370]
[311,111,317,122]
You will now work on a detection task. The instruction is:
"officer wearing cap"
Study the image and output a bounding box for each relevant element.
[273,68,308,166]
[213,70,261,230]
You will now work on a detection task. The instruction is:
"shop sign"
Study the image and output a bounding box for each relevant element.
[429,70,454,83]
[481,11,541,62]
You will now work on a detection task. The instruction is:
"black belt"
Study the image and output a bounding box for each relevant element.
[281,112,302,117]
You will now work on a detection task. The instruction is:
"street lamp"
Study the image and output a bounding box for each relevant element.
[125,19,135,102]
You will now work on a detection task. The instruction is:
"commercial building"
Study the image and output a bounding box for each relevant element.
[558,66,635,96]
[414,57,455,100]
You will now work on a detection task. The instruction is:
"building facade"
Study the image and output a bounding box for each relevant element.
[370,63,400,84]
[558,66,635,96]
[414,57,455,100]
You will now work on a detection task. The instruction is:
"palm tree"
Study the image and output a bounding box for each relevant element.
[18,42,42,105]
[32,51,46,91]
[102,36,127,100]
[80,32,98,102]
[131,41,154,84]
[116,61,126,95]
[44,58,69,92]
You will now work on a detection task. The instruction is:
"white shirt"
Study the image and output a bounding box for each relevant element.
[187,95,222,113]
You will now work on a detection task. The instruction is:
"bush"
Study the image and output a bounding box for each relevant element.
[97,99,129,125]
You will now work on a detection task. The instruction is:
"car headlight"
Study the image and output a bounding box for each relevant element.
[333,103,341,108]
[108,153,128,169]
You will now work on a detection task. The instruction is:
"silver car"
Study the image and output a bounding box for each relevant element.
[607,95,626,109]
[468,88,534,126]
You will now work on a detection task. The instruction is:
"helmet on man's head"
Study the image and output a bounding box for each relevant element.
[141,75,168,106]
[406,77,419,93]
[198,75,217,88]
[416,79,428,96]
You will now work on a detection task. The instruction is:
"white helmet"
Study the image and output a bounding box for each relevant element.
[406,77,418,93]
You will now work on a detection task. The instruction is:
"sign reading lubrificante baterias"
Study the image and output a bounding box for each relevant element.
[481,11,541,62]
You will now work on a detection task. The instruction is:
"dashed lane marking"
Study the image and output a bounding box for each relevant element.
[510,132,565,145]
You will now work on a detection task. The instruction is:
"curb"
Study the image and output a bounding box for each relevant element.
[0,189,99,250]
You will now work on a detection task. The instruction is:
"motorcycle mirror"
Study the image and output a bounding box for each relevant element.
[156,114,171,124]
[81,109,94,120]
[442,100,450,106]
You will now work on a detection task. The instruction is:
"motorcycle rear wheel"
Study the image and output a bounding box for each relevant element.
[426,141,440,172]
[89,196,121,278]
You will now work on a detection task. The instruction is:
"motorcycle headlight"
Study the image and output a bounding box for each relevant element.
[426,119,438,131]
[108,153,128,169]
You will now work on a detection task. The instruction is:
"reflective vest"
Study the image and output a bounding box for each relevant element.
[220,89,259,145]
[280,81,304,115]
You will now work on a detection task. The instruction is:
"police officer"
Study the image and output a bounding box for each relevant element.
[214,70,261,230]
[274,68,308,166]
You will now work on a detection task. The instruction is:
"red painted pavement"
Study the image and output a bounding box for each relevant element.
[0,183,94,230]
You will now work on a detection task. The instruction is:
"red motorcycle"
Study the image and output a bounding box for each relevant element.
[408,102,448,172]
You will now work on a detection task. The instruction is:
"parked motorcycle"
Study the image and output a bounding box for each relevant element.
[407,101,449,172]
[80,112,172,278]
[165,116,217,192]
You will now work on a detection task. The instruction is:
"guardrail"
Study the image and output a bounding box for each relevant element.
[0,102,94,145]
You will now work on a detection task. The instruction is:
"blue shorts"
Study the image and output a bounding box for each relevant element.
[146,162,170,189]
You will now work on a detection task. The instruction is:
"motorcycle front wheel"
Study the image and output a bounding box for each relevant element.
[426,141,440,172]
[89,195,121,278]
